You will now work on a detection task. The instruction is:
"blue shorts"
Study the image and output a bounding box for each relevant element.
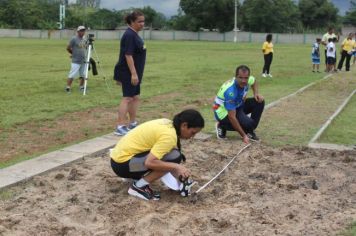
[312,56,320,64]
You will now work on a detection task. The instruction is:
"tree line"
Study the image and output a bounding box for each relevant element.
[0,0,355,33]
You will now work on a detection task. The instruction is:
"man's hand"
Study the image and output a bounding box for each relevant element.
[131,74,139,86]
[175,165,191,179]
[254,94,264,103]
[242,135,250,144]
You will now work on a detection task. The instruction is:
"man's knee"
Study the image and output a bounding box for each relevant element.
[258,99,265,109]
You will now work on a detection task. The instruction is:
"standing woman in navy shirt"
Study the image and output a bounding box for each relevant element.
[114,11,146,136]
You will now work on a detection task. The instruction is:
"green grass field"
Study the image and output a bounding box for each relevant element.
[0,38,355,161]
[0,38,324,127]
[319,94,356,146]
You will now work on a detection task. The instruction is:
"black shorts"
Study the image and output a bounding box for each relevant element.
[121,75,141,97]
[327,57,335,64]
[111,149,182,180]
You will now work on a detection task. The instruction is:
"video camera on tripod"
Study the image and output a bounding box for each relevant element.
[81,32,112,97]
[83,33,97,95]
[86,33,95,45]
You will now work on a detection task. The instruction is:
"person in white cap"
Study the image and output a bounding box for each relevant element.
[65,26,87,93]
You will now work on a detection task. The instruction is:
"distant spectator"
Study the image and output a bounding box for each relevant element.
[311,38,321,73]
[321,27,339,71]
[262,34,274,78]
[337,32,355,71]
[65,26,87,93]
[326,38,336,72]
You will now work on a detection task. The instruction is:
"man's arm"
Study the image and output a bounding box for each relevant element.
[321,34,327,46]
[251,79,264,103]
[66,44,72,54]
[227,110,249,144]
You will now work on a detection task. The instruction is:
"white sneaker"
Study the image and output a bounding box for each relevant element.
[267,74,273,78]
[262,73,267,78]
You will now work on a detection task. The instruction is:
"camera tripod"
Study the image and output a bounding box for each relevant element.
[82,35,112,96]
[82,37,93,95]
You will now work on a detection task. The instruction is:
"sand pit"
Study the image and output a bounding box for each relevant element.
[0,139,355,235]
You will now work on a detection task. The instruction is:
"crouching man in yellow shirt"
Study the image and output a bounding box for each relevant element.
[110,109,204,200]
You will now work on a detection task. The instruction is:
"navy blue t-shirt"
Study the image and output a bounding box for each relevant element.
[114,28,146,82]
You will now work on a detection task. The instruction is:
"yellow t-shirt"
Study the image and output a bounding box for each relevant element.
[262,41,273,54]
[341,38,355,53]
[111,119,177,163]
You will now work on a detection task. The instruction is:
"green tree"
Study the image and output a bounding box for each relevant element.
[140,6,167,29]
[178,0,240,32]
[241,0,300,33]
[0,0,58,29]
[298,0,339,29]
[343,0,356,26]
[87,9,122,29]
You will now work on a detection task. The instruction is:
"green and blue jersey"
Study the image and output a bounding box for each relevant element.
[213,77,255,120]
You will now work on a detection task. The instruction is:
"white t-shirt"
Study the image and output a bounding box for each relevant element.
[326,42,335,58]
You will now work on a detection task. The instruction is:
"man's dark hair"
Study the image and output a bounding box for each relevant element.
[235,65,250,76]
[328,38,332,42]
[125,10,144,25]
[266,33,273,42]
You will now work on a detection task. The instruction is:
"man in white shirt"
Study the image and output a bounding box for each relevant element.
[322,27,339,71]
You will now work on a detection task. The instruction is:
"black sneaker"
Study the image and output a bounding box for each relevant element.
[128,182,159,201]
[215,122,226,139]
[179,178,195,197]
[65,87,71,93]
[247,132,260,142]
[146,185,161,200]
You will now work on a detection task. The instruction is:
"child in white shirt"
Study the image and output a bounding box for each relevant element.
[326,38,336,72]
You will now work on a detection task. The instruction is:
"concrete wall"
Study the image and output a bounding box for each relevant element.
[0,28,328,44]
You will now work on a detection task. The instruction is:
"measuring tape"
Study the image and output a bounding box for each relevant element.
[194,143,251,194]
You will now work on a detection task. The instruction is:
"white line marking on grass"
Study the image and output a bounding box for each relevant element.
[308,89,355,147]
[308,142,355,151]
[265,74,333,110]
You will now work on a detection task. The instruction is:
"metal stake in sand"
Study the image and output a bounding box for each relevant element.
[194,143,251,194]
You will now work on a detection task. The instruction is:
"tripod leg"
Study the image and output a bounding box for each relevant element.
[83,44,92,95]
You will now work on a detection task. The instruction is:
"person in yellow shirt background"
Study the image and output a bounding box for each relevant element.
[262,33,274,78]
[110,109,204,201]
[337,32,355,71]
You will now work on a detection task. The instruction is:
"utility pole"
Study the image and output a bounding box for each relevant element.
[59,3,65,29]
[233,0,238,43]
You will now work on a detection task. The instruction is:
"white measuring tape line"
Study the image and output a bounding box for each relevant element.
[194,143,252,194]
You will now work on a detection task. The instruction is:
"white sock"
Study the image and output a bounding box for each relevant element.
[136,178,149,187]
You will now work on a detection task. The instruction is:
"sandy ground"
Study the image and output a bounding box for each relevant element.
[0,138,355,236]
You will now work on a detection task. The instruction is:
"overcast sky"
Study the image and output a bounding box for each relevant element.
[100,0,180,16]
